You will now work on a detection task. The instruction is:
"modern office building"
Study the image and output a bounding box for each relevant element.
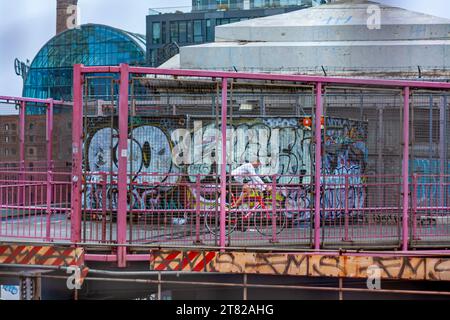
[147,0,313,67]
[192,0,314,11]
[171,1,450,79]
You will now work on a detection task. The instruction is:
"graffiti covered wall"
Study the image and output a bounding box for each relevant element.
[81,116,368,220]
[411,159,450,206]
[322,117,368,219]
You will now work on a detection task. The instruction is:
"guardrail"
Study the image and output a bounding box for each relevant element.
[0,171,71,241]
[2,65,450,268]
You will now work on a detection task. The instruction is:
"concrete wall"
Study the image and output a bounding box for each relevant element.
[180,40,450,71]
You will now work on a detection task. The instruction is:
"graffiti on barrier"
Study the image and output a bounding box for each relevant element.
[411,159,450,206]
[81,116,368,221]
[321,118,368,219]
[149,250,450,281]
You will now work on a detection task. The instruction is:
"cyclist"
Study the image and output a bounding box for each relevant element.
[230,157,272,209]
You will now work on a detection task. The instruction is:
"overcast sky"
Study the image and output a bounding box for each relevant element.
[0,0,449,103]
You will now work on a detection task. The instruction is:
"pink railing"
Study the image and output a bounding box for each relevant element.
[73,171,450,249]
[0,96,72,242]
[1,170,449,249]
[0,171,71,241]
[75,65,445,251]
[2,66,450,267]
[0,161,71,172]
[411,174,450,245]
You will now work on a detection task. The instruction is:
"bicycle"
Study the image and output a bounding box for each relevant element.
[204,187,286,237]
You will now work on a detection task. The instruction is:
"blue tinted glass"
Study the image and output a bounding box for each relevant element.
[23,24,146,113]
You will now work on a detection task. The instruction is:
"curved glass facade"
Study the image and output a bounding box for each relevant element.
[23,24,146,102]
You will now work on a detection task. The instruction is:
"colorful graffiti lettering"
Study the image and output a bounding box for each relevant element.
[319,118,368,219]
[411,159,450,206]
[81,116,368,221]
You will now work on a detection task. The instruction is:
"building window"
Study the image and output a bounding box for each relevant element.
[187,21,193,43]
[162,22,167,44]
[179,21,187,43]
[194,20,203,43]
[152,22,161,44]
[252,0,263,8]
[151,50,158,66]
[216,18,231,26]
[5,124,9,131]
[5,136,9,143]
[206,19,213,41]
[170,22,179,43]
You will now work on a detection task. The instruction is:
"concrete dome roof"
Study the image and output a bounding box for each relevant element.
[176,0,450,79]
[215,0,450,42]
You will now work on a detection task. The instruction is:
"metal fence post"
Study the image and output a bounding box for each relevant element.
[46,170,53,241]
[71,64,83,243]
[271,174,277,243]
[412,173,419,242]
[45,100,54,241]
[19,101,26,205]
[117,63,130,267]
[101,171,107,243]
[46,100,54,172]
[344,175,350,241]
[19,101,26,174]
[219,78,228,250]
[439,95,446,207]
[402,86,410,251]
[195,174,201,244]
[314,82,323,250]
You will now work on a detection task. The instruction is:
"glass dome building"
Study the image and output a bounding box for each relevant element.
[23,24,146,102]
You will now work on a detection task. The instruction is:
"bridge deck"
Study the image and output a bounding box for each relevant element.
[1,214,449,249]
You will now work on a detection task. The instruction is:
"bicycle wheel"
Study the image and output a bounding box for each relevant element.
[204,209,238,236]
[253,205,287,237]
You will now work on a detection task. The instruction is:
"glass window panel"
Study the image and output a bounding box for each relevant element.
[153,22,161,44]
[179,21,187,43]
[206,19,213,41]
[162,22,166,44]
[194,20,203,43]
[170,22,179,42]
[187,21,193,43]
[23,25,145,106]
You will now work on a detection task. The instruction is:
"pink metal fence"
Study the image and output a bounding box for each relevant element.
[66,64,450,265]
[2,65,450,267]
[0,96,72,242]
